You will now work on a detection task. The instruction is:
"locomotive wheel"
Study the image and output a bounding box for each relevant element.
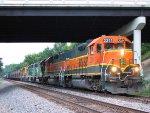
[39,78,43,84]
[62,83,66,88]
[34,77,36,82]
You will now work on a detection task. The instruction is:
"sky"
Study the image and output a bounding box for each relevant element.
[0,43,55,67]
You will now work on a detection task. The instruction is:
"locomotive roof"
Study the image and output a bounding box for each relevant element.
[88,37,99,47]
[88,36,131,47]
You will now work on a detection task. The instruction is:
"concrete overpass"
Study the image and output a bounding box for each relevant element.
[0,0,149,42]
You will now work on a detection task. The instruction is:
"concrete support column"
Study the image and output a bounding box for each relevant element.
[133,30,141,64]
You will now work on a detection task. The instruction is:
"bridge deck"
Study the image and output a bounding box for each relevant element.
[0,0,150,7]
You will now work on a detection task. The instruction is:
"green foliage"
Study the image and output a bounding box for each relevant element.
[24,53,39,65]
[53,43,68,54]
[141,43,150,61]
[141,43,150,55]
[0,58,3,77]
[130,78,150,97]
[141,51,150,61]
[38,47,51,60]
[0,58,3,72]
[68,43,80,49]
[131,88,150,97]
[3,63,20,75]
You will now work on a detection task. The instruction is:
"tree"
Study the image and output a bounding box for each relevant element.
[38,47,51,61]
[68,42,80,50]
[53,43,68,54]
[24,54,39,65]
[0,58,3,73]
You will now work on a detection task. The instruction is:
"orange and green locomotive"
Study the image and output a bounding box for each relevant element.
[8,35,143,94]
[42,35,142,94]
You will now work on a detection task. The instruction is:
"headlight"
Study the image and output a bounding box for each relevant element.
[111,67,117,73]
[131,67,140,75]
[134,67,139,72]
[120,49,124,56]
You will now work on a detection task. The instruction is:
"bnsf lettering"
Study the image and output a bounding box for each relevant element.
[79,57,88,67]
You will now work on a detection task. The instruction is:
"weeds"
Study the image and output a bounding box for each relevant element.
[131,78,150,97]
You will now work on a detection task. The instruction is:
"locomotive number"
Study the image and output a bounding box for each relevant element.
[104,38,113,43]
[118,39,124,42]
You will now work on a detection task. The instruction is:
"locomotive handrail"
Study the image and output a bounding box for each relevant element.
[100,50,106,81]
[104,58,120,80]
[134,51,143,76]
[104,58,113,77]
[118,74,132,81]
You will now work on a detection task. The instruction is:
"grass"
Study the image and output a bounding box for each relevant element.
[131,88,150,97]
[142,51,150,61]
[131,79,150,97]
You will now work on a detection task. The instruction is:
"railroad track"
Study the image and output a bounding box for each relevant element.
[7,79,148,113]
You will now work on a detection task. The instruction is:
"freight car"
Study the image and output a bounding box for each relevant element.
[7,35,143,94]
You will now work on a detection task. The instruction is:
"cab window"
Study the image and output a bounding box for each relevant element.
[104,44,113,50]
[114,43,124,49]
[97,44,101,52]
[90,45,94,54]
[126,41,132,49]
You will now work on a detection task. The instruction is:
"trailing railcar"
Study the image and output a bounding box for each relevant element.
[27,62,43,82]
[8,69,21,80]
[8,35,143,94]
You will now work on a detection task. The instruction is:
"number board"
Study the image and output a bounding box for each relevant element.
[103,38,113,43]
[118,39,124,42]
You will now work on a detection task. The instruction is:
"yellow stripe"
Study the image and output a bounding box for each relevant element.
[121,64,139,72]
[47,64,116,73]
[87,63,120,68]
[105,50,132,53]
[62,72,101,76]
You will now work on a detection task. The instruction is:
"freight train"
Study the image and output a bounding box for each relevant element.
[7,35,143,94]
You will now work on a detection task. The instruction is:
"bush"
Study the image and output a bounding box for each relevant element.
[142,51,150,61]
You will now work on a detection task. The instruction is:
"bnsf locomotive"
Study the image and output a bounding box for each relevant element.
[7,36,143,94]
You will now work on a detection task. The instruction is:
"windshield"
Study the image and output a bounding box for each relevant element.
[104,44,113,50]
[104,42,132,50]
[114,43,124,49]
[104,43,124,50]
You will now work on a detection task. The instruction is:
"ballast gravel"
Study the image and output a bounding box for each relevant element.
[51,87,150,112]
[20,81,150,113]
[0,79,74,113]
[50,86,150,112]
